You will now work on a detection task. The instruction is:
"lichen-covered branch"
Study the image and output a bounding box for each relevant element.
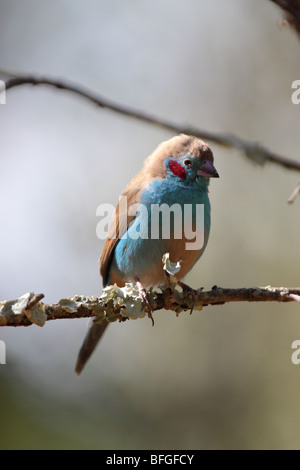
[1,285,300,328]
[2,73,300,174]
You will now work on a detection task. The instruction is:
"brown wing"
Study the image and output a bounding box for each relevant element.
[99,169,151,286]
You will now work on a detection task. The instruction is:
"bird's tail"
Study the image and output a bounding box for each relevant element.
[75,319,109,375]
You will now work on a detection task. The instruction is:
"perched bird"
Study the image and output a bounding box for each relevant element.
[75,134,219,374]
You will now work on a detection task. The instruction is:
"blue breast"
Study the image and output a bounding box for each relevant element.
[109,177,211,287]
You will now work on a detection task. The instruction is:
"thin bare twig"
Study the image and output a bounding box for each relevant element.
[270,0,300,37]
[3,73,300,174]
[288,181,300,203]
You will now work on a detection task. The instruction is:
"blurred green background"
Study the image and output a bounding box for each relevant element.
[1,0,300,450]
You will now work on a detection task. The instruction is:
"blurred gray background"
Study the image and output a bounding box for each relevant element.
[1,0,300,450]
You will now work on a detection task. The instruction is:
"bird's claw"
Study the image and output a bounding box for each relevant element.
[177,280,197,314]
[136,280,154,326]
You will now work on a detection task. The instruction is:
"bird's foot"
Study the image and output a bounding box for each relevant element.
[136,279,154,326]
[177,280,197,315]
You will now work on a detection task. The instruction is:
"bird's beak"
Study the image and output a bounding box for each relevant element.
[197,161,219,178]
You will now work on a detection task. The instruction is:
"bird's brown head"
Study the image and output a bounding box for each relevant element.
[143,134,219,183]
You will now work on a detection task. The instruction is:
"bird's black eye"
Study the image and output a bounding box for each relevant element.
[184,159,192,167]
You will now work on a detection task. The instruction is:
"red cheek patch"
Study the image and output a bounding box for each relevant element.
[168,160,186,180]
